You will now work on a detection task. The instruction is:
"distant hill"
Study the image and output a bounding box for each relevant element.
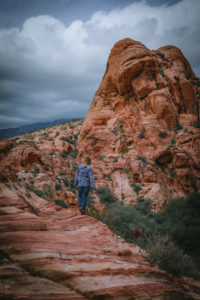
[0,118,83,139]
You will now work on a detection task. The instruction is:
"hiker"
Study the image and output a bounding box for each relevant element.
[74,156,96,214]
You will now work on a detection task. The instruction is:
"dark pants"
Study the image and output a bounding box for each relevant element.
[78,186,90,210]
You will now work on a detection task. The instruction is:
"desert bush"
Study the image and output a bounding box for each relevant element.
[89,191,200,279]
[138,131,145,139]
[32,168,40,175]
[55,199,68,208]
[131,182,142,194]
[55,183,62,191]
[60,136,74,144]
[96,187,117,205]
[25,183,46,199]
[118,120,125,133]
[60,151,68,159]
[176,121,184,130]
[144,241,199,279]
[168,138,176,149]
[157,52,169,62]
[50,152,56,156]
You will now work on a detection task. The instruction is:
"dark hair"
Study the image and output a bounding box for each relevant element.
[84,156,91,165]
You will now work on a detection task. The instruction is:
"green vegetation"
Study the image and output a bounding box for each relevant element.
[156,52,169,62]
[88,190,200,279]
[119,120,125,133]
[168,138,176,149]
[55,183,62,191]
[131,182,144,195]
[32,168,40,176]
[60,151,68,159]
[112,128,118,136]
[99,155,104,161]
[138,131,145,139]
[138,156,147,166]
[176,121,184,130]
[25,183,47,199]
[103,174,112,181]
[159,68,165,78]
[50,152,56,156]
[55,199,68,208]
[96,187,117,205]
[60,136,74,144]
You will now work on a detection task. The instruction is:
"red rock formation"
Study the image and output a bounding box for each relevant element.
[0,182,200,299]
[77,38,200,210]
[0,120,83,207]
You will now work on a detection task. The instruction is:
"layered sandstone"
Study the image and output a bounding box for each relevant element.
[0,182,200,299]
[77,38,200,210]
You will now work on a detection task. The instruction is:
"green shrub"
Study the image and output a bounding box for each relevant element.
[25,183,46,199]
[156,52,169,62]
[99,156,104,161]
[96,187,117,205]
[89,191,200,279]
[159,68,165,78]
[32,168,40,175]
[119,120,124,133]
[87,195,95,208]
[55,183,62,191]
[138,131,145,139]
[168,138,176,149]
[103,174,112,181]
[50,152,56,156]
[138,156,147,166]
[55,199,68,208]
[60,151,68,159]
[176,121,184,130]
[60,136,74,144]
[144,241,199,279]
[132,182,142,194]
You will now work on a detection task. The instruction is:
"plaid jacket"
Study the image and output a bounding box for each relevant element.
[74,164,96,189]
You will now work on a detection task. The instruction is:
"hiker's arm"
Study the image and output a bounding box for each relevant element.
[89,168,96,190]
[74,168,79,186]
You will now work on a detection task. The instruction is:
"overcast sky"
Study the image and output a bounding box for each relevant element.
[0,0,199,129]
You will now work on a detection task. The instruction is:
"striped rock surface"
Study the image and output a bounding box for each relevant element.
[0,183,200,299]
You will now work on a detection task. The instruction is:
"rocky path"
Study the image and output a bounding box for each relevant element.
[0,184,199,299]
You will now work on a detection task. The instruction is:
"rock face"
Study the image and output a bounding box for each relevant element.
[0,120,83,208]
[77,38,200,210]
[0,182,200,299]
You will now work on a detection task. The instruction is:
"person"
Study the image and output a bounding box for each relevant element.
[74,156,96,214]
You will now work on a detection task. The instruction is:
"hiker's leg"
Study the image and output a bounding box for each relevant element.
[82,186,90,210]
[78,186,84,208]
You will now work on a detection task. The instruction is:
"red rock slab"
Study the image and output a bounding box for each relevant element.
[0,263,87,300]
[0,202,199,299]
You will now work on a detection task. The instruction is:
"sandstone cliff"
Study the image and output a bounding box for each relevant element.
[77,38,200,210]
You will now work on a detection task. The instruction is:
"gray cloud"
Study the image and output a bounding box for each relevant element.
[0,0,199,128]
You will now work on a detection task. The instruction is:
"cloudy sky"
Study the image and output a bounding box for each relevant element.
[0,0,199,129]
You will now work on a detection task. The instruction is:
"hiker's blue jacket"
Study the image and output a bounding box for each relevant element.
[74,164,96,189]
